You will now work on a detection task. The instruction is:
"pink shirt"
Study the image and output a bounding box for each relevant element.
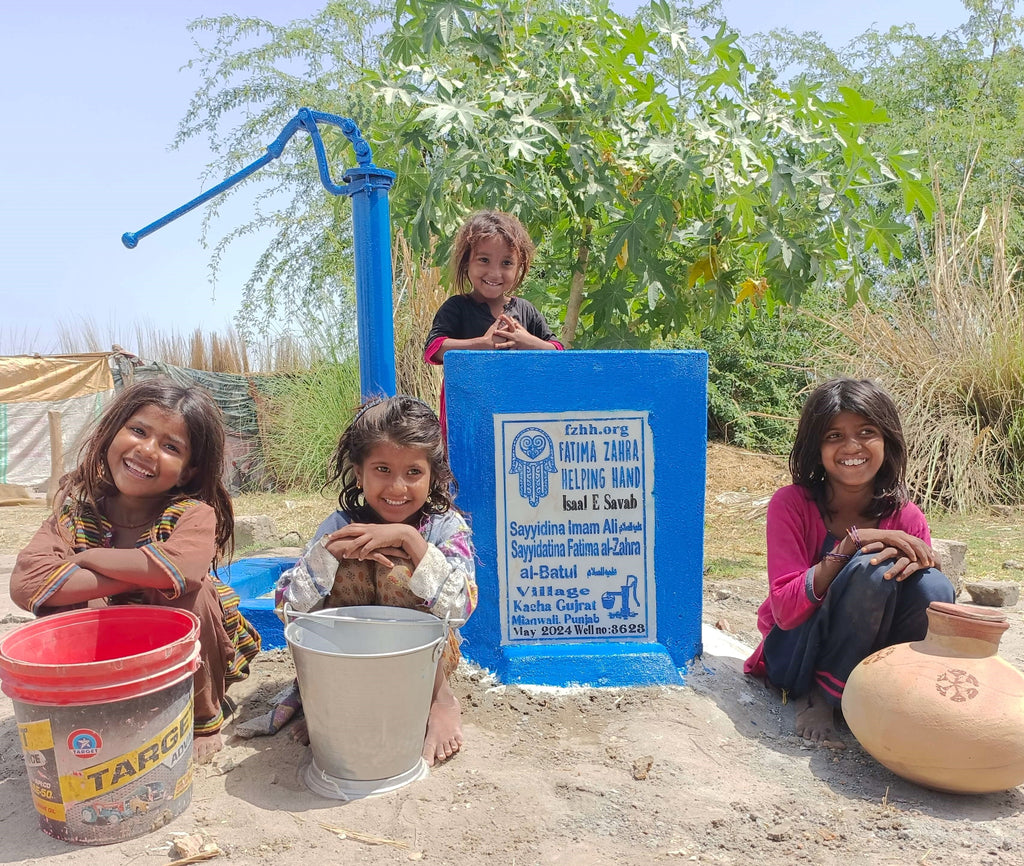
[744,484,931,677]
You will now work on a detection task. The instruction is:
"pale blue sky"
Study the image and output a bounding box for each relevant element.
[1,1,971,355]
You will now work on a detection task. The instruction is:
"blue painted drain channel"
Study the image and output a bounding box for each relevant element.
[217,556,296,650]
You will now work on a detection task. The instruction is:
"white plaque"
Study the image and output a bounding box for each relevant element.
[494,412,655,645]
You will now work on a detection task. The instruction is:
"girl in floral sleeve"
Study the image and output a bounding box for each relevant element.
[277,394,476,765]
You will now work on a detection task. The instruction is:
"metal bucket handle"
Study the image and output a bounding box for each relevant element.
[283,603,450,661]
[284,603,447,627]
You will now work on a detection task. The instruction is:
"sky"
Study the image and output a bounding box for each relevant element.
[1,1,972,356]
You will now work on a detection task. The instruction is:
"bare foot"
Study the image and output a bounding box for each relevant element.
[194,731,223,764]
[794,689,845,748]
[422,670,462,767]
[289,718,310,746]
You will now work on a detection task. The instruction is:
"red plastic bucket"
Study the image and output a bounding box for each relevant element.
[0,606,201,845]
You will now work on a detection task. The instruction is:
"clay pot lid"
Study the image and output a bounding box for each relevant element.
[929,601,1008,623]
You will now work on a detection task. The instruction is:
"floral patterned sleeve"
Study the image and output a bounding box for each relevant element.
[410,510,477,625]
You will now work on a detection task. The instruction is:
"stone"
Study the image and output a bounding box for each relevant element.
[932,538,967,597]
[631,755,654,780]
[1002,560,1024,571]
[964,580,1020,608]
[233,514,281,550]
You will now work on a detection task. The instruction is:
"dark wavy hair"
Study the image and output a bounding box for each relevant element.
[450,210,535,295]
[790,378,909,520]
[59,377,234,560]
[329,395,457,523]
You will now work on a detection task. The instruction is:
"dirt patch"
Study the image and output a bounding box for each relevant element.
[705,441,788,503]
[1,446,1023,865]
[0,502,48,555]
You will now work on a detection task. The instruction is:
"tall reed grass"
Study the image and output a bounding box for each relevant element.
[256,360,362,490]
[254,240,447,491]
[392,234,445,409]
[813,195,1024,512]
[2,318,325,374]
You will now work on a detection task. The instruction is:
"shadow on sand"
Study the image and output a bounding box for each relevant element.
[692,625,1024,822]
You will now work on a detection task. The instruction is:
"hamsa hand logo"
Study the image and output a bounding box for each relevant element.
[509,427,557,507]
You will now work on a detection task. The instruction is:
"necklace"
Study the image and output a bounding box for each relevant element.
[105,512,161,530]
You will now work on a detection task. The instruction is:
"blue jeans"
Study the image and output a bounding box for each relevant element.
[762,552,954,706]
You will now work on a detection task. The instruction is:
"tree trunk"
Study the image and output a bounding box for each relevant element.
[561,222,591,348]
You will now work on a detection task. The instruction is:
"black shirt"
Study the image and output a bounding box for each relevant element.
[424,295,558,360]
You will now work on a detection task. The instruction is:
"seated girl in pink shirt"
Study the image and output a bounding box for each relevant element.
[745,378,954,744]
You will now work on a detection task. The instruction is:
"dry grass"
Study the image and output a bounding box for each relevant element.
[0,319,323,374]
[810,194,1024,512]
[392,234,445,409]
[0,505,49,554]
[232,491,334,542]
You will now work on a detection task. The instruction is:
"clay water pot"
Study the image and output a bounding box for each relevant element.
[841,601,1024,794]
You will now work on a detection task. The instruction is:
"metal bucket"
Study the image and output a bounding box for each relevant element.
[284,606,445,798]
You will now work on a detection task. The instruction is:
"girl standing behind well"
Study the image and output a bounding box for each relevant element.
[424,211,563,435]
[11,378,260,762]
[744,378,954,745]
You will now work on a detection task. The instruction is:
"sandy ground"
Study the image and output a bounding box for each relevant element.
[2,448,1024,865]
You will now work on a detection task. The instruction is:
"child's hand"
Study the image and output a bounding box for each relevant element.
[853,529,938,581]
[495,315,548,350]
[322,523,416,568]
[491,314,519,349]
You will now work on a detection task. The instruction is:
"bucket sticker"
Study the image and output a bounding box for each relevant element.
[18,719,66,821]
[60,696,193,803]
[79,781,168,826]
[173,764,193,799]
[67,729,103,759]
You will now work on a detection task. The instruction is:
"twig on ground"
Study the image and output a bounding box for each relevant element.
[166,850,223,866]
[319,823,409,849]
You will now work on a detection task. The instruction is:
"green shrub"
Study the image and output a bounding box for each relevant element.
[257,360,361,491]
[665,303,827,454]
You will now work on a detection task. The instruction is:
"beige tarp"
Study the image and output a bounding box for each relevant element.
[0,354,114,403]
[1,353,269,493]
[1,354,116,488]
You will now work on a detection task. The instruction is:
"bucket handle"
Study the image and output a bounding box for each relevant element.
[283,603,451,633]
[284,603,450,662]
[432,612,452,664]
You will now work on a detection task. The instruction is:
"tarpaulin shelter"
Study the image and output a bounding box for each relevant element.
[1,352,269,496]
[0,354,115,490]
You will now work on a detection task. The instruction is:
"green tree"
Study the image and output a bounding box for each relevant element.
[175,0,931,346]
[747,0,1024,264]
[174,0,392,336]
[369,0,933,346]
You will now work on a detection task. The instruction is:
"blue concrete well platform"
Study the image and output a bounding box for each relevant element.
[217,556,297,650]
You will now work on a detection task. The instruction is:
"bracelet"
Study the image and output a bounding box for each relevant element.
[848,525,862,548]
[823,551,852,564]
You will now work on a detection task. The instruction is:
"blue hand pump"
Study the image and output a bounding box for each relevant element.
[122,107,397,400]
